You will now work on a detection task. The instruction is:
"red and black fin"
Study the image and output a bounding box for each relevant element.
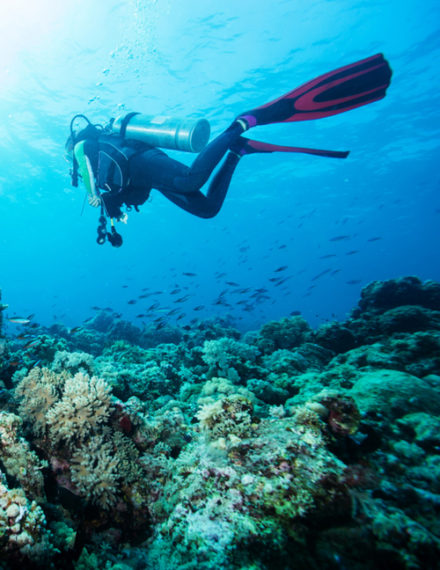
[231,136,349,159]
[239,53,392,126]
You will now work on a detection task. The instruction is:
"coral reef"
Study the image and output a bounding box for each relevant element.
[0,276,438,568]
[0,471,53,563]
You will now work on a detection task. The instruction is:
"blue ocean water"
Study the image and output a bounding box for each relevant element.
[0,0,439,333]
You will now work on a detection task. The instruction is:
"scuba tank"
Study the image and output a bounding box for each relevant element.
[111,112,211,153]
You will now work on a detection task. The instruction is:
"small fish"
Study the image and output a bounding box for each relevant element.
[8,317,31,325]
[274,277,291,287]
[127,300,137,305]
[320,254,337,259]
[274,265,288,272]
[24,339,40,349]
[346,250,359,255]
[367,236,382,242]
[182,272,197,277]
[225,281,239,286]
[329,235,351,241]
[167,309,180,315]
[69,326,82,334]
[16,333,32,340]
[290,310,301,316]
[176,295,190,303]
[193,305,205,311]
[346,279,362,285]
[311,269,331,281]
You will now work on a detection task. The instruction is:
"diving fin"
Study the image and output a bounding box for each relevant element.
[231,136,349,159]
[239,53,392,126]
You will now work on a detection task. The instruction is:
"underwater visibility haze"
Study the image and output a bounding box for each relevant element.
[0,1,440,569]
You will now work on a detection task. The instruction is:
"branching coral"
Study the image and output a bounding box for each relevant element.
[16,367,69,436]
[70,435,120,509]
[46,372,112,443]
[0,412,47,501]
[15,368,141,512]
[51,350,95,375]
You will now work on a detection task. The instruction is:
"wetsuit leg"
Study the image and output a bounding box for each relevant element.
[159,152,241,218]
[128,122,244,217]
[171,124,242,194]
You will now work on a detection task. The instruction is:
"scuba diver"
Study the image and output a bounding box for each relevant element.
[66,53,392,247]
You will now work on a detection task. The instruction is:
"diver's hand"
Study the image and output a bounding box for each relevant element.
[88,194,101,207]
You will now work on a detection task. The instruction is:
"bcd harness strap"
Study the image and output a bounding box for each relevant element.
[118,112,140,138]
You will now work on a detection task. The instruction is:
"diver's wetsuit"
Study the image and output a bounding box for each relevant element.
[76,122,243,220]
[131,123,243,218]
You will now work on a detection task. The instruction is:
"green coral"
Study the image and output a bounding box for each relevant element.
[202,337,260,382]
[146,409,347,569]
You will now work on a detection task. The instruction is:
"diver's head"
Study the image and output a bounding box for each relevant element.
[66,114,102,160]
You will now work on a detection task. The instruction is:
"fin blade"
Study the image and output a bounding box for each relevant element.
[241,138,349,158]
[243,53,392,125]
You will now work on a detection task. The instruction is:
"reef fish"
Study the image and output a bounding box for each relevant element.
[8,315,33,325]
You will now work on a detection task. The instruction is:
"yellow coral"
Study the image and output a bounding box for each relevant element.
[16,367,69,436]
[70,435,120,509]
[0,412,47,501]
[46,372,112,443]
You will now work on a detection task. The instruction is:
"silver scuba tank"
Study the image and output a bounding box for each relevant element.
[111,112,211,153]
